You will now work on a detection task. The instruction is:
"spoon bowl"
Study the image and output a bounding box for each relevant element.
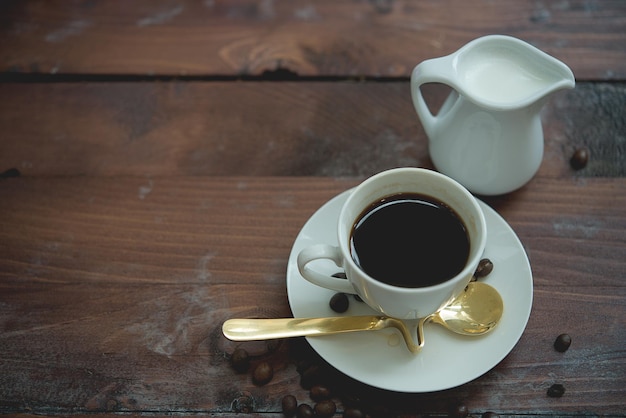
[427,280,504,335]
[222,282,503,353]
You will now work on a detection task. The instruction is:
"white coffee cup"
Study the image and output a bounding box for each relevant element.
[297,167,487,319]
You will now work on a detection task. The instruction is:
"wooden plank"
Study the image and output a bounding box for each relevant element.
[0,176,624,415]
[1,0,624,79]
[0,81,624,179]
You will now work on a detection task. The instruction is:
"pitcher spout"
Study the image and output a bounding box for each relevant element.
[452,35,575,110]
[524,42,575,105]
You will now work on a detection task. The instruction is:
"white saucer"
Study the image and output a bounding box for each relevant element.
[286,189,533,393]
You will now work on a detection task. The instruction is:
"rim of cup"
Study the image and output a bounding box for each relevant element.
[337,167,487,293]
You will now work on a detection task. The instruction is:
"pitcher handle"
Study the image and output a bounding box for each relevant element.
[410,56,457,139]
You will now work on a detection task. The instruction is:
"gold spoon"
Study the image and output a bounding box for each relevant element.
[222,281,503,353]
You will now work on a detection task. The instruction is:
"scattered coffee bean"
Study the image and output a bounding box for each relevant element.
[0,168,21,178]
[296,403,314,418]
[353,294,364,303]
[281,395,298,417]
[300,364,322,389]
[310,384,331,401]
[231,392,254,413]
[230,347,250,373]
[296,358,314,376]
[554,333,572,352]
[329,292,349,313]
[343,407,366,418]
[106,399,118,411]
[570,148,589,170]
[314,400,337,417]
[332,272,347,279]
[482,413,500,418]
[252,361,273,386]
[547,383,565,398]
[474,258,494,279]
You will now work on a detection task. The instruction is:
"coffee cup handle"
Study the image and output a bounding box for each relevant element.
[297,244,357,294]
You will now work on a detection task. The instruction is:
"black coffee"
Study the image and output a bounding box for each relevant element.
[350,193,470,288]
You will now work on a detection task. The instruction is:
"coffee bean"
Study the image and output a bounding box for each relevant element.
[332,272,347,279]
[353,294,364,303]
[0,168,20,178]
[252,361,273,386]
[296,358,314,376]
[554,333,572,352]
[106,399,118,411]
[547,383,565,398]
[343,407,365,418]
[474,258,494,279]
[231,392,254,413]
[300,365,322,389]
[310,384,331,401]
[570,148,589,170]
[230,347,250,373]
[281,395,298,417]
[296,403,314,418]
[329,292,349,313]
[314,400,337,417]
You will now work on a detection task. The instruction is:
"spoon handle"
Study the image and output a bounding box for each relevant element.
[222,315,386,341]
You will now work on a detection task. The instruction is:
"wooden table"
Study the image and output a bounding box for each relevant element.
[1,1,625,416]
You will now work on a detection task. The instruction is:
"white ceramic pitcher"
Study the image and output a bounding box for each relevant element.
[411,35,575,195]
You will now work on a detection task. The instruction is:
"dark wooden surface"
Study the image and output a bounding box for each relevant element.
[1,0,625,79]
[1,1,625,417]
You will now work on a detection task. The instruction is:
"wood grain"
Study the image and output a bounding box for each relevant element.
[1,176,624,415]
[1,0,624,79]
[1,1,625,416]
[0,81,624,178]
